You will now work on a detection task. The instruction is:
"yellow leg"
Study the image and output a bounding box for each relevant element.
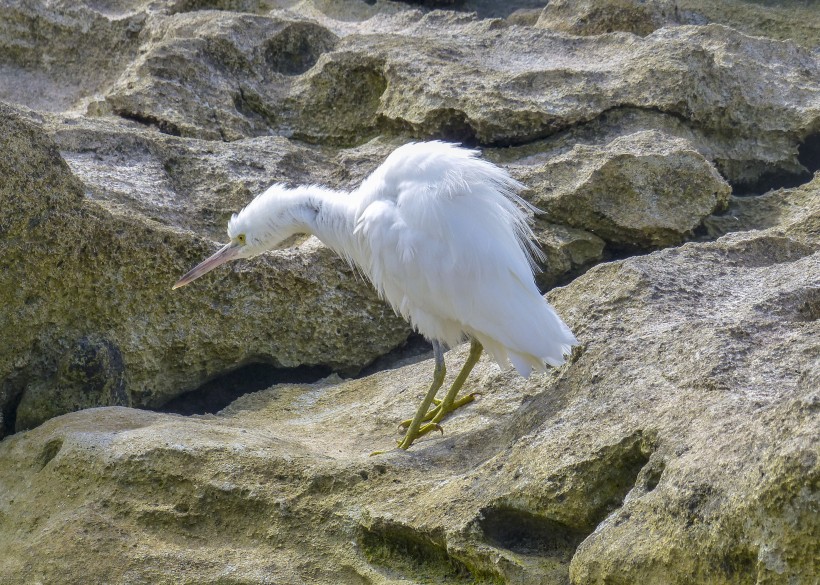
[397,340,446,450]
[398,339,483,431]
[414,339,482,438]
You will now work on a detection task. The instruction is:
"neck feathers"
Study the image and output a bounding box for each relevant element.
[293,186,360,263]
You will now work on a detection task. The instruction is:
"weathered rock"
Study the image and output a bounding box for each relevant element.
[45,115,605,287]
[85,8,819,189]
[512,130,731,249]
[493,106,815,199]
[1,1,819,582]
[46,115,339,239]
[0,1,145,111]
[2,0,814,435]
[26,109,628,431]
[0,104,409,434]
[535,0,820,49]
[103,11,340,141]
[536,0,679,36]
[702,175,820,244]
[532,222,606,289]
[667,0,820,49]
[0,175,815,584]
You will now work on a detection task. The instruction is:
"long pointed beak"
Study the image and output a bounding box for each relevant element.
[172,242,243,289]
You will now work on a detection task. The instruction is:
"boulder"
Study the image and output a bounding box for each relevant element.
[103,11,340,141]
[536,0,679,36]
[0,1,145,111]
[82,7,820,190]
[0,104,410,435]
[534,0,820,48]
[47,115,607,295]
[513,130,731,249]
[0,175,815,584]
[1,1,818,582]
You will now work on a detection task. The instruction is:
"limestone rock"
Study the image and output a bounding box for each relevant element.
[17,107,609,434]
[103,11,339,141]
[46,115,605,291]
[1,1,819,582]
[46,115,340,240]
[0,1,145,112]
[668,0,820,49]
[515,130,731,248]
[536,0,679,36]
[532,223,606,289]
[78,7,819,189]
[0,105,409,435]
[0,176,815,584]
[702,174,820,245]
[534,0,820,48]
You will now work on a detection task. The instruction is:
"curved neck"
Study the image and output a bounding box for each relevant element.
[297,187,360,262]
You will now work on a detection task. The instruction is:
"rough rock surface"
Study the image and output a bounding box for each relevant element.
[0,175,816,584]
[536,0,820,48]
[514,130,731,248]
[97,13,820,189]
[537,0,679,37]
[0,0,818,583]
[0,105,410,434]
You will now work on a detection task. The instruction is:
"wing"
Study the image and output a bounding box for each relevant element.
[353,142,575,374]
[356,141,543,271]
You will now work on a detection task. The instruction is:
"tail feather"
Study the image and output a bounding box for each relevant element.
[478,328,575,378]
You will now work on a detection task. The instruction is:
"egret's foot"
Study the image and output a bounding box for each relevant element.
[416,421,445,438]
[397,398,441,430]
[398,392,479,430]
[397,422,443,450]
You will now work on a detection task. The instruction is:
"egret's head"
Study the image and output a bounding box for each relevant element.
[172,185,314,289]
[226,185,315,256]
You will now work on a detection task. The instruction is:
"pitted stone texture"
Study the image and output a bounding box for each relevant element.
[0,175,816,584]
[0,105,409,434]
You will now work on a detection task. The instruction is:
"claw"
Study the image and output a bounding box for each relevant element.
[417,422,444,438]
[397,392,479,432]
[394,422,445,450]
[393,339,484,451]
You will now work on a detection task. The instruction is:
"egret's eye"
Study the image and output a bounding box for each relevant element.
[237,234,246,245]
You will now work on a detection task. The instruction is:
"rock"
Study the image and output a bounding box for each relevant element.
[514,130,731,249]
[1,1,819,582]
[532,223,606,289]
[46,115,340,240]
[702,174,820,244]
[14,335,128,432]
[495,106,814,199]
[45,115,605,289]
[0,176,815,584]
[103,11,340,141]
[369,21,817,189]
[15,107,612,432]
[0,1,145,111]
[536,0,680,36]
[534,0,820,49]
[670,0,820,49]
[64,6,816,190]
[0,104,409,435]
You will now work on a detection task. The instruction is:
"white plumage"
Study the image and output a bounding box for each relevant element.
[352,142,576,374]
[174,141,578,449]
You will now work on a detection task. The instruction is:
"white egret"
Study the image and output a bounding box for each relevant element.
[173,142,577,450]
